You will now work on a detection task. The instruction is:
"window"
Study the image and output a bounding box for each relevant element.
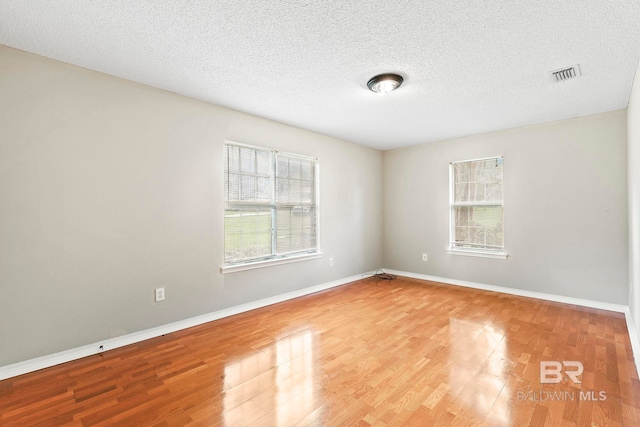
[449,157,506,258]
[224,142,319,268]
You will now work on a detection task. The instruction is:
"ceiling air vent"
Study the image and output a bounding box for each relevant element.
[550,65,581,82]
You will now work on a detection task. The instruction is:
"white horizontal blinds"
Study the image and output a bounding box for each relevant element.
[224,144,271,203]
[453,206,503,249]
[224,144,275,263]
[452,157,504,250]
[453,158,503,206]
[277,206,317,254]
[224,143,319,265]
[276,153,317,255]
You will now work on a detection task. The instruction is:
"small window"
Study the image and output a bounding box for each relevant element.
[449,157,505,258]
[224,142,318,267]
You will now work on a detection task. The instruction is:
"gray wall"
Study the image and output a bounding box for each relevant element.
[0,46,383,366]
[0,42,633,369]
[628,59,640,335]
[383,111,629,304]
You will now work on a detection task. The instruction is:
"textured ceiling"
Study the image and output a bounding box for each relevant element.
[1,1,640,150]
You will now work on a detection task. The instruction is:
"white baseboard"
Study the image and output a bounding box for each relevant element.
[384,269,640,379]
[0,273,364,381]
[622,307,640,379]
[383,269,629,312]
[4,270,639,382]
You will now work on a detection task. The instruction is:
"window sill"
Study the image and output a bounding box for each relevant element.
[446,249,508,259]
[221,252,323,274]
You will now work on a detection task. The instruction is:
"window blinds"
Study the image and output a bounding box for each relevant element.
[224,144,318,264]
[451,157,504,251]
[276,153,317,255]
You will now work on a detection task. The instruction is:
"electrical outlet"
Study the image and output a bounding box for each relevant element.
[422,253,428,262]
[329,258,334,267]
[155,287,165,302]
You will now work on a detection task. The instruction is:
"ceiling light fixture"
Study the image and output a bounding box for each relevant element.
[367,73,403,94]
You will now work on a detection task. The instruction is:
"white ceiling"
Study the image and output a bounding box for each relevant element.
[1,1,639,151]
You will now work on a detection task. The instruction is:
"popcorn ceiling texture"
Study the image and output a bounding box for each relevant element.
[1,0,639,150]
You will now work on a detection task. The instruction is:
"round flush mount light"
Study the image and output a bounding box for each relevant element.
[367,73,403,94]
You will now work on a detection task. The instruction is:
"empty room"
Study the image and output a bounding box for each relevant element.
[1,1,640,426]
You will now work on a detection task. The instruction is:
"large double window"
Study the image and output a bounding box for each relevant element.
[449,156,506,258]
[224,142,318,267]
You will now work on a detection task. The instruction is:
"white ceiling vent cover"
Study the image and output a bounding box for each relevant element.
[550,65,581,82]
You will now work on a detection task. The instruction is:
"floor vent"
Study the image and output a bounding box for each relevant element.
[551,65,581,82]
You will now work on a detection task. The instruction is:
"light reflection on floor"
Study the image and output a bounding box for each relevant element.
[223,329,315,426]
[449,318,509,424]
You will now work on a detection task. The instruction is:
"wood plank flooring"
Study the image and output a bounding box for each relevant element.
[1,276,639,426]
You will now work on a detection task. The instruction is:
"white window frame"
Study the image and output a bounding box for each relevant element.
[447,156,507,259]
[221,141,321,273]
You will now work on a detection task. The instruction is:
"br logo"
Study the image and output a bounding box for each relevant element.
[539,361,583,384]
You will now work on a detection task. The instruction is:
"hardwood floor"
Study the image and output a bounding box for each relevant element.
[1,276,639,426]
